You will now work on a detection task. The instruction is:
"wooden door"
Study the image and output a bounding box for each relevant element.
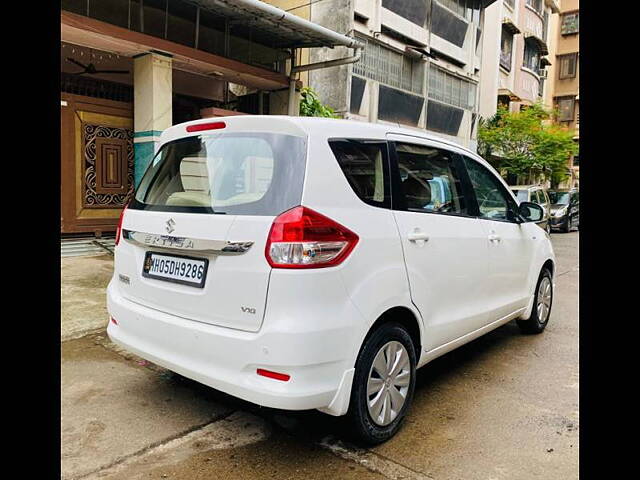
[61,93,133,234]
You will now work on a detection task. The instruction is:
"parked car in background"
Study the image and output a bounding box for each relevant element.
[548,189,579,233]
[107,116,555,444]
[511,185,551,233]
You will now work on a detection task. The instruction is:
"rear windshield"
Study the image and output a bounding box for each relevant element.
[131,132,306,215]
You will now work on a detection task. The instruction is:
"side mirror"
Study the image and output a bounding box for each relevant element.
[518,202,543,222]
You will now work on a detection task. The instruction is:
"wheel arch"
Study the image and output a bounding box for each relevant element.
[356,306,423,364]
[542,258,555,278]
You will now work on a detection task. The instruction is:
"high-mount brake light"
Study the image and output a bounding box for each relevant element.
[265,206,359,269]
[186,121,226,132]
[115,204,128,246]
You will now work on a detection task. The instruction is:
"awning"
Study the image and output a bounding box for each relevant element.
[189,0,363,49]
[502,18,521,35]
[540,57,552,67]
[524,32,549,56]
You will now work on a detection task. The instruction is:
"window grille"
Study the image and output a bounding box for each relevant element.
[352,35,425,95]
[428,66,476,111]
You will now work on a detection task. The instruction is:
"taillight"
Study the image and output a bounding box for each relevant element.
[265,206,359,269]
[115,204,127,246]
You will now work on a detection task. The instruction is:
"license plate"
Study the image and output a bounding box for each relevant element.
[142,252,208,288]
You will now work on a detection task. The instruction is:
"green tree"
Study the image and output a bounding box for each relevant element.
[478,103,578,186]
[299,86,337,118]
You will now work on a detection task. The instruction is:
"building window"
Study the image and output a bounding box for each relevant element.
[437,0,468,19]
[500,27,513,71]
[526,0,543,15]
[523,38,541,72]
[353,35,425,95]
[558,53,578,79]
[561,11,579,35]
[504,0,515,9]
[556,96,575,122]
[428,65,476,110]
[572,155,579,167]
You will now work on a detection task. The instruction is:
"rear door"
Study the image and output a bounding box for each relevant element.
[387,135,489,351]
[117,122,307,332]
[460,155,535,320]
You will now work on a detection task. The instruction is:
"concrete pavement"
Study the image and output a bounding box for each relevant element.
[61,232,578,479]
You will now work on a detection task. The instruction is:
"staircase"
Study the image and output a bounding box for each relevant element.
[61,235,115,257]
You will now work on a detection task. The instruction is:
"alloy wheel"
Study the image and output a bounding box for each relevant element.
[537,276,552,324]
[366,341,411,426]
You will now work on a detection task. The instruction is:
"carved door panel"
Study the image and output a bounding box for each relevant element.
[61,93,133,234]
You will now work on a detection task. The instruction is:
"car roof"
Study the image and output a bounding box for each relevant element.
[161,115,483,161]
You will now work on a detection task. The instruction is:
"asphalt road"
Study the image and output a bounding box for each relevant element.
[61,231,579,480]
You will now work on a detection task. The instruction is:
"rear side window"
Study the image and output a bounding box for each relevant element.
[328,139,390,208]
[394,142,468,215]
[132,132,306,215]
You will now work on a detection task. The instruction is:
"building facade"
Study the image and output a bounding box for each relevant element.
[478,0,578,188]
[478,0,559,119]
[549,0,579,187]
[305,0,497,151]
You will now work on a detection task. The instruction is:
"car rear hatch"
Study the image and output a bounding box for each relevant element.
[117,117,307,332]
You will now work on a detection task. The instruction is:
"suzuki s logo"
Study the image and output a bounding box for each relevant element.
[165,218,176,234]
[241,306,256,315]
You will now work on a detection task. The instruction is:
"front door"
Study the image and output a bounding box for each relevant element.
[461,155,534,320]
[61,93,134,234]
[388,135,489,351]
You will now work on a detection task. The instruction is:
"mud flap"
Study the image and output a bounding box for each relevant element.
[317,368,355,417]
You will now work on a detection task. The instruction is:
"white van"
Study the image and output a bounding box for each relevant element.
[107,116,555,443]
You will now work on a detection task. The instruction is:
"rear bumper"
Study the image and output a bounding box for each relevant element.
[106,280,356,413]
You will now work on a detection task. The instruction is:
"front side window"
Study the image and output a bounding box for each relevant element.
[463,156,518,222]
[513,190,529,203]
[132,132,306,215]
[394,143,467,215]
[329,140,390,209]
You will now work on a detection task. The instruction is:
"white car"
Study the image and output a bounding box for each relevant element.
[107,116,555,444]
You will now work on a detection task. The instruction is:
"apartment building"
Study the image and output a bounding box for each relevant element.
[306,0,498,150]
[479,0,559,119]
[549,0,579,187]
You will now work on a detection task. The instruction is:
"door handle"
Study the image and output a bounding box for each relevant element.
[408,229,429,243]
[488,234,501,243]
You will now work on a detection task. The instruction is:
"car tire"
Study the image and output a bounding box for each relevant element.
[546,223,551,234]
[517,268,553,334]
[348,322,416,445]
[562,218,571,233]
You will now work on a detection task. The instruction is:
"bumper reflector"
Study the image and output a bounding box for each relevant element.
[256,368,290,382]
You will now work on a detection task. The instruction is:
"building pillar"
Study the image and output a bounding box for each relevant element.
[133,52,172,187]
